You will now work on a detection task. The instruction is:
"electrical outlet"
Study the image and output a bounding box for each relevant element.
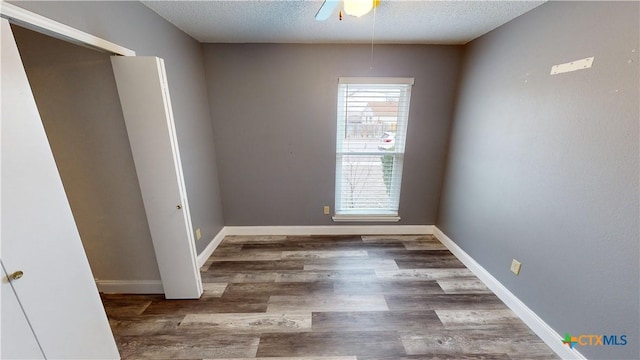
[510,259,522,275]
[323,206,330,215]
[196,228,202,240]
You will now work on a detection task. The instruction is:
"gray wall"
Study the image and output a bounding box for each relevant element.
[11,1,224,254]
[438,2,639,359]
[203,44,462,226]
[12,25,161,282]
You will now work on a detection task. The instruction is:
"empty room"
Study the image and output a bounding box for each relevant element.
[1,1,638,360]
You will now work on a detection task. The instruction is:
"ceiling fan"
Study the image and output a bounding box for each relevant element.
[315,0,380,21]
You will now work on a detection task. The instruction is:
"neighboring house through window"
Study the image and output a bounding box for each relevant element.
[333,77,414,222]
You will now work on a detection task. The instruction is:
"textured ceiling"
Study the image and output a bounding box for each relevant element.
[141,0,546,45]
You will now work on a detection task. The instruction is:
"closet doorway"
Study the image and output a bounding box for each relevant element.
[11,23,164,294]
[8,12,201,300]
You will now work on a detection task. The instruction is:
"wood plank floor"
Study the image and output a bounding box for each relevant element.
[101,234,558,360]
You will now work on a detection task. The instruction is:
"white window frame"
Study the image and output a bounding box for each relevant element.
[333,77,414,222]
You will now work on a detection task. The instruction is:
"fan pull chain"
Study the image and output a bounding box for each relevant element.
[370,4,377,69]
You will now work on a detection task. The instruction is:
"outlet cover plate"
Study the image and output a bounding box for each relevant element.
[510,259,522,275]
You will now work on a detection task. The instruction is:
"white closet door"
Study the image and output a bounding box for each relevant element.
[111,56,202,299]
[0,18,119,359]
[1,263,45,359]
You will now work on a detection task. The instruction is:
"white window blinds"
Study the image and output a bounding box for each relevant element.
[334,77,414,220]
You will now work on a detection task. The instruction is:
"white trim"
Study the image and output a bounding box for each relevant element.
[96,280,163,294]
[332,215,401,222]
[0,2,135,56]
[433,227,586,360]
[195,225,433,270]
[339,77,415,85]
[224,225,434,236]
[197,227,229,268]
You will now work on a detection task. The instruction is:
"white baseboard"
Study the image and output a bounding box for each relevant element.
[98,226,435,294]
[224,225,435,236]
[194,225,434,269]
[96,280,163,294]
[197,227,229,268]
[433,227,586,360]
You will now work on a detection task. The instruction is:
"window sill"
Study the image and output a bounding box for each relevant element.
[332,214,401,222]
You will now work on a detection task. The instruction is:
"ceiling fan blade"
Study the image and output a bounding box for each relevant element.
[315,0,340,21]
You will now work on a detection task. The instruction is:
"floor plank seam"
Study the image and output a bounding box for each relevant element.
[101,234,559,359]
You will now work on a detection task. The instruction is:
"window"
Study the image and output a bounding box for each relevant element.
[333,77,414,221]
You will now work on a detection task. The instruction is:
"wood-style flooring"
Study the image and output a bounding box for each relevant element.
[101,234,558,359]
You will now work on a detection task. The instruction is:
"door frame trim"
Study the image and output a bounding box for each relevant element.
[0,2,135,56]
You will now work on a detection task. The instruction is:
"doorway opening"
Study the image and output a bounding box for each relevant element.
[11,24,164,293]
